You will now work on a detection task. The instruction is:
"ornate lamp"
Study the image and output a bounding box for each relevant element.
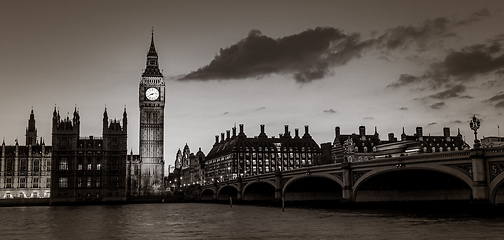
[469,115,481,148]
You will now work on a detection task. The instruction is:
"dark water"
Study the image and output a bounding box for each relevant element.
[1,203,504,239]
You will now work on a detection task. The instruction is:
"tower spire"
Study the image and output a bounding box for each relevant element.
[142,29,162,77]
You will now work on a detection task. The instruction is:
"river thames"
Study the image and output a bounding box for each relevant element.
[1,203,504,239]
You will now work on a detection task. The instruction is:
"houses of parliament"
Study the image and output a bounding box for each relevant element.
[0,33,166,202]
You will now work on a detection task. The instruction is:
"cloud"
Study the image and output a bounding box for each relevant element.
[455,9,490,26]
[256,107,266,111]
[180,27,373,82]
[430,102,445,109]
[223,112,229,115]
[428,84,467,99]
[323,108,336,114]
[484,92,504,109]
[363,116,374,120]
[427,122,438,126]
[450,120,463,124]
[399,107,408,110]
[378,17,452,52]
[387,74,423,88]
[179,9,492,83]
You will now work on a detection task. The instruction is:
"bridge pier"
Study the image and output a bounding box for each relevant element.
[471,148,489,204]
[213,183,218,200]
[275,171,283,200]
[342,162,354,202]
[237,178,243,200]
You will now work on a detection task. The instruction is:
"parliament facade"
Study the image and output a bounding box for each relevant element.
[0,110,51,199]
[50,107,128,203]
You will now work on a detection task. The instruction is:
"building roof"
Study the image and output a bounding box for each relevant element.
[206,125,320,160]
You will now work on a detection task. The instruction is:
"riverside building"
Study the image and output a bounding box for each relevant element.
[0,110,51,199]
[204,124,321,183]
[50,107,128,203]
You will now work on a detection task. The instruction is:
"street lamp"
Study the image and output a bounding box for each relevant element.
[469,115,481,148]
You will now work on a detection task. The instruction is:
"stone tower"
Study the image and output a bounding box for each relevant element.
[26,109,37,145]
[139,31,165,195]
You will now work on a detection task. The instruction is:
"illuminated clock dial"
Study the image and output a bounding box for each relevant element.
[146,88,159,101]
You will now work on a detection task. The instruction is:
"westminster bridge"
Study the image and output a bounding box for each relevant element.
[196,147,504,204]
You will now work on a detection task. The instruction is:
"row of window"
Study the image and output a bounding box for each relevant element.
[2,177,50,188]
[58,177,120,188]
[2,159,51,172]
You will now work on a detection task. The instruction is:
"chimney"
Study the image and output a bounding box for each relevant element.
[232,126,236,137]
[416,127,423,137]
[359,126,366,141]
[388,133,395,142]
[443,127,450,137]
[416,126,423,141]
[221,133,225,142]
[284,125,289,134]
[295,128,299,138]
[335,126,340,139]
[444,127,451,141]
[258,124,267,138]
[226,130,230,140]
[238,124,246,138]
[359,126,366,136]
[303,125,311,139]
[215,135,219,144]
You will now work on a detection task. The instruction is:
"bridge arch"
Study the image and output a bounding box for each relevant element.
[200,188,215,200]
[353,165,473,202]
[282,173,343,201]
[217,185,239,201]
[489,171,504,204]
[242,180,276,201]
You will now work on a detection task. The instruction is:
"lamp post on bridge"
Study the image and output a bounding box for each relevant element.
[469,115,481,148]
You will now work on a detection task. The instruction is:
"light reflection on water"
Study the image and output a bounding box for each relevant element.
[1,203,504,239]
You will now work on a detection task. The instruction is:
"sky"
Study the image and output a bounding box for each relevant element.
[1,0,504,171]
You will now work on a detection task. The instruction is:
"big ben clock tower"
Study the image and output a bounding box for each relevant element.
[139,31,165,195]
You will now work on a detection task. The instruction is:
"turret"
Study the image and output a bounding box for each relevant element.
[122,107,128,134]
[103,107,108,134]
[26,108,37,145]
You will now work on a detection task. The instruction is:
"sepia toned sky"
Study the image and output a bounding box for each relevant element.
[1,0,504,170]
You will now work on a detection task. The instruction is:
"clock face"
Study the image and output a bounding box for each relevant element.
[146,88,159,101]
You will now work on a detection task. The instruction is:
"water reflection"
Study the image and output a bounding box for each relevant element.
[0,203,504,239]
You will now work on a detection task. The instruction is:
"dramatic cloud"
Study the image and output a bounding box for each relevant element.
[181,27,373,82]
[428,84,467,99]
[323,109,336,114]
[430,102,445,109]
[180,9,492,83]
[485,92,504,109]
